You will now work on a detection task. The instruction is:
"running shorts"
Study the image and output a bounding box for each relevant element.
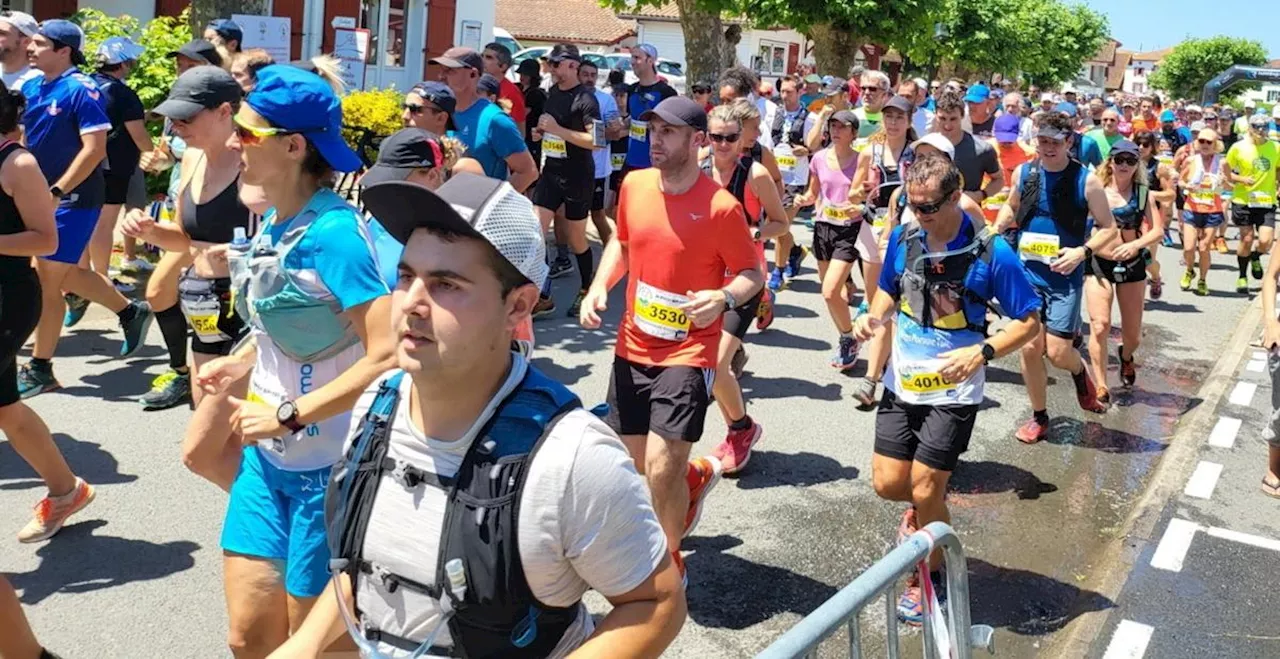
[221,446,333,597]
[0,268,39,407]
[1231,204,1276,229]
[591,177,607,212]
[532,168,593,220]
[1087,252,1148,285]
[1034,282,1084,340]
[782,184,812,211]
[48,206,100,264]
[721,291,764,340]
[1183,210,1225,229]
[178,270,247,356]
[873,389,979,471]
[605,355,714,442]
[126,166,147,210]
[813,221,881,265]
[104,168,134,206]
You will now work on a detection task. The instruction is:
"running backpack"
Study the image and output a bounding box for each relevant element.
[1012,159,1089,240]
[895,222,1000,334]
[326,367,584,658]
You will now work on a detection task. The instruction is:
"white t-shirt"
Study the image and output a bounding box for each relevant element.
[756,96,778,149]
[345,356,666,658]
[592,89,619,180]
[2,66,39,94]
[912,105,935,138]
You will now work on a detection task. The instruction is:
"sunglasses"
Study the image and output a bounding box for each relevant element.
[1101,118,1118,123]
[708,132,741,144]
[909,189,956,215]
[233,113,293,146]
[861,86,883,93]
[1197,138,1215,146]
[1113,156,1139,166]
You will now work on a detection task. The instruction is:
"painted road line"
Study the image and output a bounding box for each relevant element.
[1247,359,1266,372]
[1229,381,1257,406]
[1184,461,1223,499]
[1204,526,1280,553]
[1102,619,1155,659]
[1151,518,1198,572]
[1208,416,1242,448]
[1255,351,1268,361]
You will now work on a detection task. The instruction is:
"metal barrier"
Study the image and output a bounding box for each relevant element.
[755,522,995,659]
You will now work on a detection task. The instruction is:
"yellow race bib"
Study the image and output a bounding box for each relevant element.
[901,371,953,394]
[1018,231,1060,264]
[629,119,648,142]
[543,134,567,159]
[633,281,691,341]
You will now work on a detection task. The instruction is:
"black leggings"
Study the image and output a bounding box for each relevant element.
[0,268,41,407]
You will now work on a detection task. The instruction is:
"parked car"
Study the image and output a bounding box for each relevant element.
[601,53,687,95]
[492,28,522,58]
[508,46,609,84]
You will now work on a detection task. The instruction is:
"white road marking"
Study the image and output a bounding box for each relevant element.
[1184,462,1223,499]
[1102,620,1154,659]
[1229,381,1257,406]
[1151,518,1198,572]
[1247,359,1266,372]
[1254,351,1268,361]
[1208,416,1242,448]
[1204,526,1280,553]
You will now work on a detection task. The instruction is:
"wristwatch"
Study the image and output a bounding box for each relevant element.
[276,400,305,434]
[980,343,996,364]
[1083,246,1094,261]
[49,185,65,199]
[721,288,738,311]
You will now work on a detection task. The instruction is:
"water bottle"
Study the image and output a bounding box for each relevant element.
[1112,261,1127,280]
[227,226,252,298]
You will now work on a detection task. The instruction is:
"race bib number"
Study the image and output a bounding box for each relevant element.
[1018,231,1060,264]
[777,154,798,170]
[900,370,954,394]
[633,281,691,341]
[543,134,567,159]
[1250,190,1275,207]
[822,205,851,223]
[629,120,648,142]
[611,152,625,171]
[181,296,230,343]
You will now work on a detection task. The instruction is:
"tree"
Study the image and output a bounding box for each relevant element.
[900,0,1029,79]
[599,0,737,88]
[188,0,268,37]
[1148,36,1269,101]
[1014,1,1108,87]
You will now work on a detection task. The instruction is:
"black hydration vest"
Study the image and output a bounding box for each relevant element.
[895,222,998,334]
[701,155,760,226]
[326,367,583,658]
[1012,159,1090,241]
[772,106,809,146]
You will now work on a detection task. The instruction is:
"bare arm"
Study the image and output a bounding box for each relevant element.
[805,108,831,153]
[125,119,154,155]
[567,555,686,658]
[52,131,106,192]
[847,154,871,205]
[749,163,790,240]
[0,151,57,257]
[505,151,538,194]
[982,166,1005,200]
[453,157,486,177]
[1081,173,1119,252]
[1263,239,1280,349]
[986,313,1041,358]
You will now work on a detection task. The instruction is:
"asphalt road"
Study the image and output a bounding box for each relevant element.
[0,224,1260,658]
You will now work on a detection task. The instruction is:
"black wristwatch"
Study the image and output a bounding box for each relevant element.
[1083,246,1094,261]
[49,185,65,199]
[276,400,305,434]
[980,343,996,364]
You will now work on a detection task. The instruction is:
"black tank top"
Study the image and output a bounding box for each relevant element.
[872,142,911,209]
[700,155,757,226]
[0,141,29,274]
[181,170,250,243]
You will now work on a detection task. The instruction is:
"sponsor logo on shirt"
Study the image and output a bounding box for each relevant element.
[46,99,60,116]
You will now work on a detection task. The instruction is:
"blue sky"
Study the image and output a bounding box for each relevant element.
[1079,0,1276,57]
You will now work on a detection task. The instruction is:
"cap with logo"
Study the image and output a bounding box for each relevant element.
[910,133,955,160]
[152,65,242,120]
[964,83,991,103]
[993,113,1022,142]
[359,128,445,188]
[478,73,501,97]
[169,39,223,68]
[246,65,362,173]
[0,11,37,38]
[97,36,146,66]
[207,18,243,44]
[431,47,483,72]
[820,77,847,96]
[639,96,707,132]
[1249,113,1271,129]
[409,81,456,116]
[362,174,549,290]
[38,19,86,66]
[548,43,581,64]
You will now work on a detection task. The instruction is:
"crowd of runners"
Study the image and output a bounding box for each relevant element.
[1,9,1277,659]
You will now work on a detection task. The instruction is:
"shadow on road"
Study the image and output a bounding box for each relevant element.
[683,534,838,630]
[0,433,138,491]
[530,358,592,387]
[771,303,819,319]
[740,374,843,401]
[1144,299,1199,313]
[949,460,1058,500]
[733,450,859,489]
[9,520,199,605]
[34,327,167,361]
[60,359,167,401]
[966,557,1114,635]
[745,330,830,352]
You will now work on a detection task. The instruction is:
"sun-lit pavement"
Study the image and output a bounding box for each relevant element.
[0,226,1260,658]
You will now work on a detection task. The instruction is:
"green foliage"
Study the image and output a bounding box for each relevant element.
[740,0,941,51]
[342,88,404,163]
[1016,2,1109,87]
[71,7,193,112]
[1148,36,1269,101]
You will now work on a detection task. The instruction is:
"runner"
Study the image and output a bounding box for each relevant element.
[516,59,545,163]
[229,48,273,92]
[606,76,629,220]
[854,70,891,142]
[18,20,152,398]
[198,64,395,656]
[0,11,38,92]
[962,83,996,138]
[933,91,1003,204]
[1223,113,1279,294]
[579,57,624,250]
[530,43,601,318]
[792,110,878,370]
[1260,237,1280,498]
[1176,128,1225,296]
[578,96,763,578]
[769,74,813,292]
[1084,108,1123,160]
[701,100,790,473]
[621,43,677,179]
[994,112,1116,443]
[693,81,713,111]
[899,77,934,138]
[402,80,454,135]
[432,47,536,191]
[1084,141,1163,402]
[481,41,526,124]
[853,153,1041,624]
[1134,130,1176,298]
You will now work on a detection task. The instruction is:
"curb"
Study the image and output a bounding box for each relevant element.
[1047,294,1265,658]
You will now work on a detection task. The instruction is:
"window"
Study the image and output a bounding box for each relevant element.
[1133,83,1145,94]
[753,39,787,76]
[361,0,405,67]
[1135,67,1144,76]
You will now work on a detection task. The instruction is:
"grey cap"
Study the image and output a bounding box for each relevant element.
[169,39,222,68]
[883,95,914,114]
[152,65,242,120]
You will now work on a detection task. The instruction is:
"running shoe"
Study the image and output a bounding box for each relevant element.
[118,301,153,357]
[139,370,191,411]
[17,477,95,543]
[548,256,574,279]
[852,376,878,407]
[831,335,858,370]
[1196,278,1208,296]
[1149,277,1163,300]
[897,570,947,626]
[683,456,723,539]
[755,288,775,331]
[1253,255,1265,280]
[63,293,89,328]
[767,267,785,292]
[532,296,556,319]
[785,245,808,278]
[1216,237,1229,254]
[111,278,136,294]
[1237,276,1249,294]
[1015,416,1048,444]
[712,420,763,475]
[1179,269,1194,291]
[1074,367,1107,413]
[122,257,155,273]
[1119,346,1137,387]
[730,345,749,379]
[567,290,587,318]
[1162,230,1175,248]
[896,505,918,545]
[17,363,59,399]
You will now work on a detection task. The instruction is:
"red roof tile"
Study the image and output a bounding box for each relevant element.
[496,0,637,45]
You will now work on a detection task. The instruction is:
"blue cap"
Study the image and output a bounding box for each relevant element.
[207,19,243,44]
[993,113,1021,142]
[1160,109,1176,122]
[246,65,362,173]
[409,80,456,115]
[97,36,145,65]
[821,74,834,86]
[964,83,990,103]
[38,19,86,65]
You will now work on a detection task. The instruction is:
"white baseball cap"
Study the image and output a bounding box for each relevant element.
[0,11,37,38]
[910,133,956,160]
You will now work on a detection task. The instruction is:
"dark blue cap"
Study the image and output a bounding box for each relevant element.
[38,19,86,65]
[478,73,501,97]
[246,65,362,173]
[409,81,456,115]
[207,19,243,44]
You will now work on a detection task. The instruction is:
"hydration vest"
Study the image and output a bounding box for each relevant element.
[772,106,809,146]
[894,222,999,334]
[870,142,913,210]
[326,367,584,658]
[1113,183,1149,231]
[701,155,759,224]
[1012,159,1089,240]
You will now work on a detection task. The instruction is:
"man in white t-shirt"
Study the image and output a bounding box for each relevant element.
[276,174,685,658]
[0,11,39,93]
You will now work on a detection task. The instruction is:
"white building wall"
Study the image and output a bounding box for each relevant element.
[635,20,684,65]
[454,0,495,51]
[737,27,806,79]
